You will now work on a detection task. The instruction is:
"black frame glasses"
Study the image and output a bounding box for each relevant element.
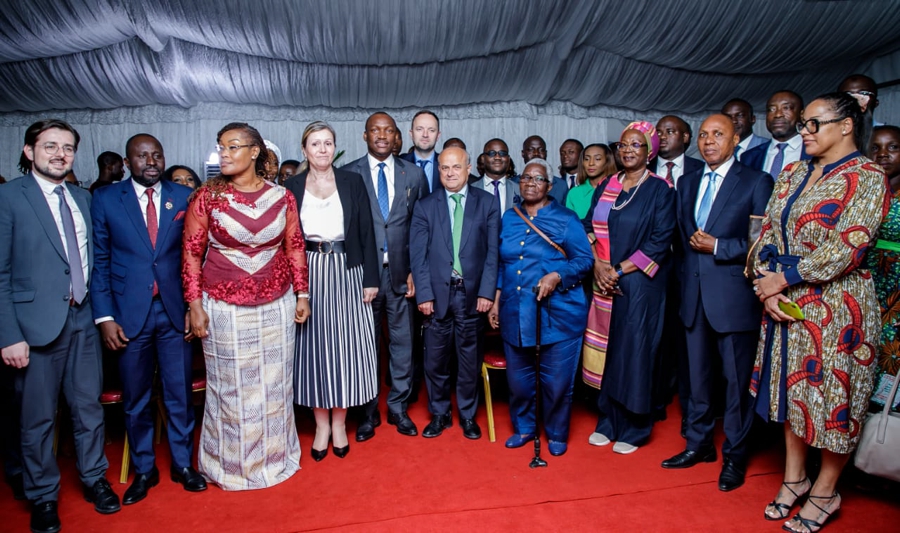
[796,117,845,134]
[519,174,550,184]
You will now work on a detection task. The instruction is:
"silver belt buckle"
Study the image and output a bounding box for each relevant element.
[318,241,334,254]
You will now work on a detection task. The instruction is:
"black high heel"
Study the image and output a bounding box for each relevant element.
[765,477,811,521]
[311,447,328,462]
[333,444,349,458]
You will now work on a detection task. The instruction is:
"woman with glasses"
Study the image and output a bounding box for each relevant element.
[284,121,379,462]
[751,94,887,531]
[183,122,310,490]
[565,143,618,219]
[867,125,900,408]
[582,121,675,454]
[488,158,593,456]
[162,165,200,190]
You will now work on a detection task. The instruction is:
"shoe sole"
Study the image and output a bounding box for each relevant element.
[661,453,717,469]
[613,445,639,455]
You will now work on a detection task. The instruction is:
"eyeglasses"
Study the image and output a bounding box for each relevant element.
[845,90,875,98]
[614,142,648,152]
[41,142,76,156]
[796,117,844,134]
[215,144,253,154]
[484,150,509,158]
[519,174,549,184]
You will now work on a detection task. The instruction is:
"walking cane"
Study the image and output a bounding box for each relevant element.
[529,286,548,468]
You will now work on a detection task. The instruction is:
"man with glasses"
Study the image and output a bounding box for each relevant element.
[0,119,120,533]
[517,135,567,205]
[472,139,521,214]
[650,116,704,188]
[741,90,810,178]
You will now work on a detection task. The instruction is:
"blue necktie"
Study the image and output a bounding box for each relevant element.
[417,159,432,192]
[769,142,787,177]
[54,186,87,304]
[734,145,742,160]
[377,162,390,251]
[695,172,718,231]
[491,179,500,209]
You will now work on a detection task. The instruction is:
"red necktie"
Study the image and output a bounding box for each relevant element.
[146,189,159,296]
[665,162,675,185]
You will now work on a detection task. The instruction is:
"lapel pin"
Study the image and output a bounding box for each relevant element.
[165,201,173,210]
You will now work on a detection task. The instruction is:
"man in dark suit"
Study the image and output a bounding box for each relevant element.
[721,98,769,161]
[0,119,120,533]
[649,115,704,188]
[410,147,500,439]
[91,134,206,505]
[558,139,583,189]
[400,110,443,196]
[662,114,774,492]
[343,112,429,440]
[89,151,125,194]
[740,90,809,177]
[472,139,521,213]
[517,135,567,205]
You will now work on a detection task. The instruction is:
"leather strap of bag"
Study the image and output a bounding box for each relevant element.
[513,206,567,259]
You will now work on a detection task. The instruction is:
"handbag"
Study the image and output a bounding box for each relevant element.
[512,206,567,258]
[744,214,765,278]
[854,372,900,482]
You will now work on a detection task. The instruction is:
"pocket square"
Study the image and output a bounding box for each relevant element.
[174,210,186,221]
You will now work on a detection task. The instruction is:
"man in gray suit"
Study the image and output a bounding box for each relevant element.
[343,112,429,441]
[0,119,120,533]
[472,139,521,214]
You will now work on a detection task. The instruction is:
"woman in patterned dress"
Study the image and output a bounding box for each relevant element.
[867,125,900,402]
[183,122,310,490]
[751,94,888,532]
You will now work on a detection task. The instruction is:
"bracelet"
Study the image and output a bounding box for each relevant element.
[614,263,624,277]
[297,292,310,299]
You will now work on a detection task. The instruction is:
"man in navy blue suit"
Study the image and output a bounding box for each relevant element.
[91,134,206,505]
[401,110,443,196]
[721,98,769,161]
[410,147,500,439]
[661,115,773,492]
[649,115,704,188]
[740,90,809,177]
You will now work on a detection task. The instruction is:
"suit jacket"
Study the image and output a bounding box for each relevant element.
[341,155,428,293]
[400,151,444,196]
[0,174,94,348]
[471,176,521,213]
[676,161,774,333]
[284,168,380,288]
[90,179,191,338]
[649,154,704,187]
[740,139,810,176]
[410,186,500,318]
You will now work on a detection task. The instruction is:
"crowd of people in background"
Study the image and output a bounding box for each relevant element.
[1,73,898,533]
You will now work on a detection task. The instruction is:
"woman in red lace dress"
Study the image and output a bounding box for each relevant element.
[183,123,310,490]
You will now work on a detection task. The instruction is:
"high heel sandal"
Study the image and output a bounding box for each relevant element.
[782,493,840,533]
[765,477,811,521]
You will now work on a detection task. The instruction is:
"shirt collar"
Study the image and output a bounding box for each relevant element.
[368,154,394,173]
[131,178,162,198]
[737,134,754,150]
[33,173,67,196]
[414,152,436,165]
[445,184,468,200]
[658,153,685,169]
[772,134,802,151]
[483,175,505,187]
[703,156,735,179]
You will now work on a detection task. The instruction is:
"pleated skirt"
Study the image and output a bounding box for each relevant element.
[198,290,301,491]
[294,251,378,409]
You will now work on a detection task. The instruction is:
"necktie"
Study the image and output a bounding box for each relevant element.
[418,159,432,192]
[665,162,675,185]
[451,193,464,276]
[770,143,787,177]
[377,162,390,252]
[568,175,576,189]
[146,189,159,296]
[491,179,500,206]
[734,145,742,160]
[54,186,86,304]
[695,172,718,231]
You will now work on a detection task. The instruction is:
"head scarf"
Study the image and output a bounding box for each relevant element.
[622,120,659,161]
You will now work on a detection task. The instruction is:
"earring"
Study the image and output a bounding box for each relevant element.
[252,156,257,159]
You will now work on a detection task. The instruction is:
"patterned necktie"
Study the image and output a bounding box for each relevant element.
[146,189,159,296]
[665,162,675,185]
[451,193,464,276]
[770,142,787,177]
[417,159,432,192]
[53,186,87,304]
[695,172,718,231]
[377,162,390,252]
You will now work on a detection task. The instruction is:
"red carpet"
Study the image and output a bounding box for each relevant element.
[3,388,898,532]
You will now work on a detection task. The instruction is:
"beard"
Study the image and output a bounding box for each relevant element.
[33,158,71,181]
[132,169,161,188]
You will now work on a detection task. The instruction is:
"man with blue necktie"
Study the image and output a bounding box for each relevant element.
[401,110,443,197]
[662,114,773,492]
[740,90,809,178]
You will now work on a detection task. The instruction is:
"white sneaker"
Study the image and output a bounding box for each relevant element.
[613,441,639,455]
[588,432,611,446]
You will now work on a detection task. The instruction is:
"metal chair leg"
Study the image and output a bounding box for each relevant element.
[482,363,496,443]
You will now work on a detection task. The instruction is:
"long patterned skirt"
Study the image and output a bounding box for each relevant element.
[199,290,301,490]
[294,251,377,409]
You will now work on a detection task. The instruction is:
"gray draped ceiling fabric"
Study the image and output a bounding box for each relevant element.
[2,0,900,115]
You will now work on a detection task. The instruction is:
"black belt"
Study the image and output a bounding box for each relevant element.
[450,277,465,287]
[305,240,346,254]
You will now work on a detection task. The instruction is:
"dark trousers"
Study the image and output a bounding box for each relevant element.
[595,390,654,446]
[504,336,580,442]
[0,363,22,478]
[422,284,483,419]
[119,298,194,474]
[684,302,757,461]
[364,264,414,417]
[16,301,107,504]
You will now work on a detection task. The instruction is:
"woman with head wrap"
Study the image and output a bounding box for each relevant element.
[581,121,676,454]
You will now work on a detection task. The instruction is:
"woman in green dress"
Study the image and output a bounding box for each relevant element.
[566,143,617,218]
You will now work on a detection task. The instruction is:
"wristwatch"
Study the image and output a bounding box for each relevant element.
[614,263,624,277]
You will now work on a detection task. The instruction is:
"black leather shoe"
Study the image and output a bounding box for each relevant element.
[718,458,746,492]
[333,444,349,458]
[661,448,717,469]
[83,477,121,514]
[7,472,25,500]
[122,467,159,505]
[422,414,452,438]
[460,418,482,440]
[170,466,207,492]
[387,411,418,436]
[310,447,328,461]
[30,501,61,533]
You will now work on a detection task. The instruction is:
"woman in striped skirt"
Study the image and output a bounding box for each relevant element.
[285,121,380,461]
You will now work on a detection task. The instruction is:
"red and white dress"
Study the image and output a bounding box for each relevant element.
[183,181,308,490]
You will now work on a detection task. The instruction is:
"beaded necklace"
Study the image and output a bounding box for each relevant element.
[612,170,649,210]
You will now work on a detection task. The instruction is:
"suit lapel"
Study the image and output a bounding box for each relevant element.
[358,158,383,224]
[685,172,702,232]
[389,157,407,221]
[704,165,740,231]
[437,193,452,252]
[22,175,67,262]
[459,189,476,251]
[155,181,176,255]
[122,180,154,252]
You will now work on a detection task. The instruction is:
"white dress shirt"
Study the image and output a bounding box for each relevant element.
[762,134,803,177]
[367,154,395,210]
[735,134,758,161]
[132,179,162,226]
[446,184,468,231]
[656,153,686,187]
[481,176,507,212]
[694,156,736,255]
[34,175,89,285]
